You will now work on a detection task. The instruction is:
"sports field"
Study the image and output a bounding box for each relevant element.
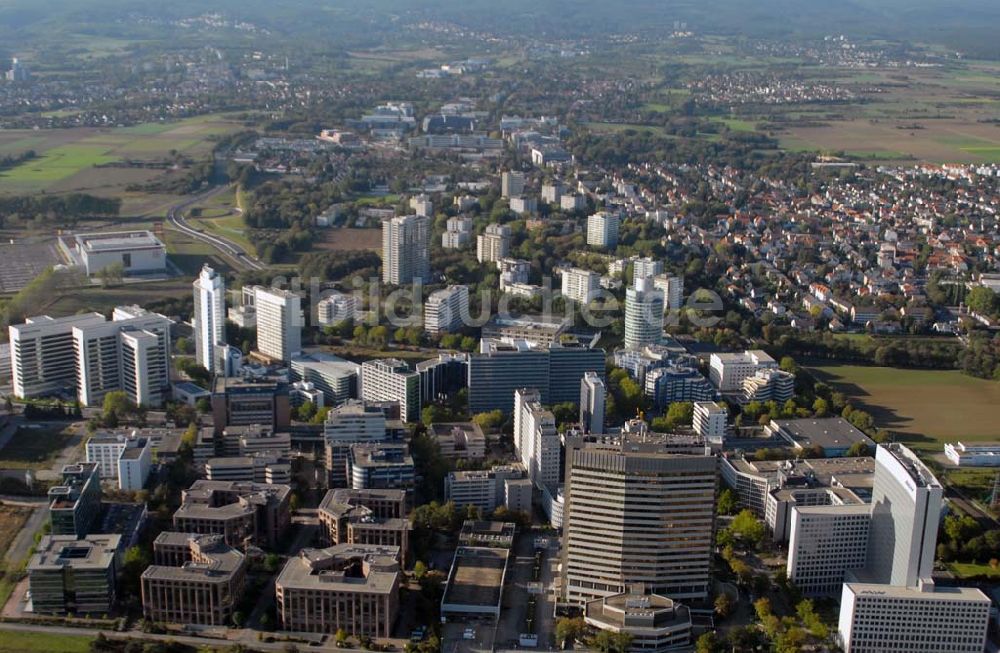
[806,363,1000,449]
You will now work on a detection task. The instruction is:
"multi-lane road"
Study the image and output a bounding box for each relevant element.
[166,185,266,272]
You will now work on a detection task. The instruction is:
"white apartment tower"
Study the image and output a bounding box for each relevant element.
[692,401,727,442]
[513,388,560,489]
[316,291,359,326]
[561,268,601,304]
[476,224,511,264]
[193,264,226,374]
[624,277,665,350]
[653,275,684,311]
[587,211,620,249]
[382,215,430,285]
[632,258,663,284]
[561,435,717,604]
[579,372,606,435]
[253,286,302,362]
[424,285,469,334]
[501,171,525,199]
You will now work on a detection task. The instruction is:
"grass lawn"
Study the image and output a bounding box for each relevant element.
[0,144,118,189]
[0,426,76,469]
[947,562,1000,580]
[806,364,1000,449]
[0,631,94,653]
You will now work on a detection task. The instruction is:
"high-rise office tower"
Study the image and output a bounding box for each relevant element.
[72,310,172,407]
[561,433,717,604]
[864,443,943,587]
[579,372,606,434]
[253,286,302,363]
[624,277,665,350]
[382,215,430,285]
[9,313,107,398]
[193,265,226,374]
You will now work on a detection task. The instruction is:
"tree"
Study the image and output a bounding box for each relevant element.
[714,592,734,618]
[717,488,739,516]
[102,390,135,426]
[555,616,586,647]
[335,628,348,646]
[472,410,504,430]
[175,337,194,354]
[551,401,578,427]
[812,397,829,417]
[120,545,151,599]
[695,632,720,653]
[296,401,317,422]
[729,557,753,584]
[966,286,998,317]
[845,441,872,457]
[662,401,694,430]
[413,560,428,581]
[232,610,246,628]
[779,355,798,374]
[729,509,765,549]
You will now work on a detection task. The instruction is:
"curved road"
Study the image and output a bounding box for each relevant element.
[166,186,266,271]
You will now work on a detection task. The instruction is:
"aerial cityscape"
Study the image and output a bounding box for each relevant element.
[0,1,999,652]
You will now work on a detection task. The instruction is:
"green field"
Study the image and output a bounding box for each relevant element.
[0,145,118,188]
[0,631,94,653]
[0,113,243,196]
[947,562,1000,580]
[806,364,1000,449]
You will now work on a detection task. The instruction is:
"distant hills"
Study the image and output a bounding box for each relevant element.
[1,0,997,58]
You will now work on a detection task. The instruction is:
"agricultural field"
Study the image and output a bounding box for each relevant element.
[806,363,1000,449]
[769,63,1000,163]
[0,113,244,211]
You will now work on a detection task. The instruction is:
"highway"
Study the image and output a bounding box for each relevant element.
[166,185,266,272]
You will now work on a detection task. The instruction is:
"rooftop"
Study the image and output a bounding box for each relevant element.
[771,417,875,452]
[441,546,508,609]
[76,230,164,252]
[276,543,400,594]
[29,534,120,571]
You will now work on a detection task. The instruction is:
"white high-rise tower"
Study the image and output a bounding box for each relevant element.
[193,265,226,374]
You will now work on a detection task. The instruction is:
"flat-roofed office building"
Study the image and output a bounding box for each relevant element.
[276,544,400,637]
[141,532,247,626]
[28,534,120,615]
[561,434,718,605]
